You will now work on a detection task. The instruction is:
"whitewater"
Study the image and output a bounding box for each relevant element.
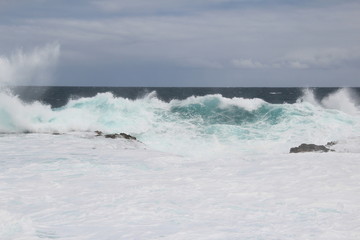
[1,87,360,240]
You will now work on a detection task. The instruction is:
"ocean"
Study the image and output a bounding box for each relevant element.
[1,87,360,239]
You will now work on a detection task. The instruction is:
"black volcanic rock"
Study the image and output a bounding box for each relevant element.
[118,133,137,140]
[95,131,137,141]
[290,143,334,153]
[326,141,338,147]
[104,133,119,139]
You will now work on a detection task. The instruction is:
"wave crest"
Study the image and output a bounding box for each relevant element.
[0,89,359,156]
[298,88,359,114]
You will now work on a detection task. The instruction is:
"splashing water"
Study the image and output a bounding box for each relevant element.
[1,88,359,156]
[0,43,60,86]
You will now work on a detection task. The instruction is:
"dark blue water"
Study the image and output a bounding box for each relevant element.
[10,86,357,108]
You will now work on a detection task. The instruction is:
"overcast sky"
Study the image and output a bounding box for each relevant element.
[0,0,360,87]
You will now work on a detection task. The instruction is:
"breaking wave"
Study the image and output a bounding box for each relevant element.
[0,88,359,155]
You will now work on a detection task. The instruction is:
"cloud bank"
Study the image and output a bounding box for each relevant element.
[232,48,360,69]
[0,0,359,86]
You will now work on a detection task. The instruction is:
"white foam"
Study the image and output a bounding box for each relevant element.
[170,94,265,111]
[1,133,360,239]
[220,96,265,111]
[0,210,37,240]
[299,88,360,115]
[298,88,319,106]
[321,88,359,115]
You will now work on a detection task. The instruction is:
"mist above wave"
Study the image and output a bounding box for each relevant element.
[0,43,60,86]
[299,88,360,115]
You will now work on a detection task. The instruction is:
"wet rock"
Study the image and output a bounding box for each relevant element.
[104,133,120,139]
[95,131,137,141]
[118,133,137,140]
[290,143,334,153]
[326,141,338,147]
[95,130,103,136]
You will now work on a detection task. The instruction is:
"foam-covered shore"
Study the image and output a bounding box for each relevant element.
[1,132,360,239]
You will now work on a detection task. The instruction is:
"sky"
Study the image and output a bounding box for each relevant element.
[0,0,360,87]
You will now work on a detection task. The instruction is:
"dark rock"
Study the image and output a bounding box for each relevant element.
[119,133,137,141]
[104,133,120,139]
[95,131,137,141]
[326,141,338,147]
[101,132,137,141]
[95,130,103,136]
[290,143,334,153]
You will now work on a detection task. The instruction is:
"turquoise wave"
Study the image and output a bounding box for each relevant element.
[0,89,359,155]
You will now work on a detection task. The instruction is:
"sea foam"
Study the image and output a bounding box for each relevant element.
[1,133,360,240]
[0,88,359,156]
[1,88,360,240]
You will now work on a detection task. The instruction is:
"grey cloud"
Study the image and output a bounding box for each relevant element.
[282,48,360,69]
[1,0,360,86]
[91,0,358,14]
[232,48,360,69]
[232,59,265,69]
[20,4,360,63]
[91,0,246,14]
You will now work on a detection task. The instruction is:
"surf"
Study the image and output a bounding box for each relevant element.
[0,88,358,156]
